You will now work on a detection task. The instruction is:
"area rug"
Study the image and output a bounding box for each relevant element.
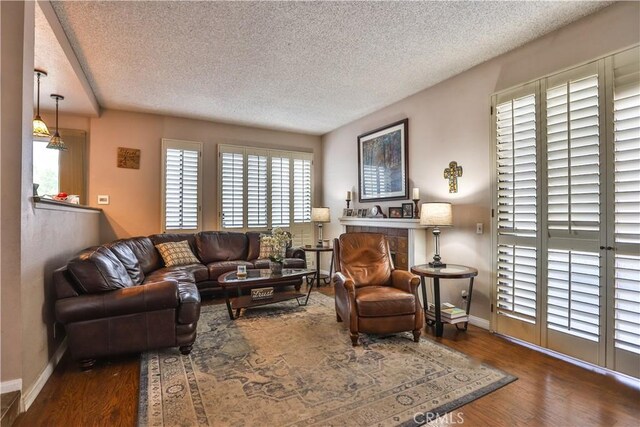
[138,293,516,426]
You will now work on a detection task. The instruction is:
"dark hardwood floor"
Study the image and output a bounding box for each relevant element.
[15,285,640,427]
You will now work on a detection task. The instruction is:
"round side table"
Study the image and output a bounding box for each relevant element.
[410,264,478,337]
[302,246,334,286]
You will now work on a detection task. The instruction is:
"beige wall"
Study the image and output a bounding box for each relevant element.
[1,1,101,408]
[321,2,640,323]
[87,109,322,242]
[1,0,27,385]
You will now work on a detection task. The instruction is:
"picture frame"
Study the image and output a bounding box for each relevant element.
[343,208,349,218]
[117,147,141,169]
[346,208,354,217]
[402,202,414,218]
[357,119,409,202]
[389,207,403,218]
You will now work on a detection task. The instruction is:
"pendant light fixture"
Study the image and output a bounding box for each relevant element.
[33,69,51,137]
[47,94,67,151]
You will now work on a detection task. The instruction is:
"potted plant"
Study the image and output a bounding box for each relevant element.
[262,228,289,275]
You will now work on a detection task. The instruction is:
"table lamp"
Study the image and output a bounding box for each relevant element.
[311,207,331,247]
[420,202,452,268]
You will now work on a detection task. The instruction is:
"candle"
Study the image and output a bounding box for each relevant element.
[346,191,352,201]
[412,188,420,200]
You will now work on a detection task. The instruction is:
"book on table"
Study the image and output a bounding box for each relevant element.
[426,303,468,322]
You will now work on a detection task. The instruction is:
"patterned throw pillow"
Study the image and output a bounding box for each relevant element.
[259,235,286,259]
[155,240,200,267]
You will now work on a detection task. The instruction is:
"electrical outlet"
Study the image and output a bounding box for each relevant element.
[461,290,468,299]
[476,223,483,234]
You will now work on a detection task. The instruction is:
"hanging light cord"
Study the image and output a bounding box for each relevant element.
[55,95,59,130]
[36,72,41,117]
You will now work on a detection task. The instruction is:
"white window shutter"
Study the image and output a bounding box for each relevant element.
[293,158,312,223]
[162,140,201,232]
[247,153,268,228]
[547,75,600,233]
[613,48,640,355]
[220,151,244,229]
[271,156,290,228]
[496,244,537,322]
[547,250,601,342]
[496,94,537,237]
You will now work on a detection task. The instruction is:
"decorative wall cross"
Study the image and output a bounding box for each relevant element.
[444,161,463,193]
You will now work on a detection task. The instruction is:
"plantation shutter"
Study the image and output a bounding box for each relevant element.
[547,250,600,341]
[496,244,538,322]
[547,75,601,233]
[161,139,201,232]
[612,48,640,358]
[496,94,537,236]
[271,156,290,228]
[220,148,244,229]
[293,157,312,223]
[495,89,538,325]
[247,151,268,228]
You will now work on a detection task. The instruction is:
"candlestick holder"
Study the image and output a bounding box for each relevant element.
[413,199,420,218]
[346,200,351,209]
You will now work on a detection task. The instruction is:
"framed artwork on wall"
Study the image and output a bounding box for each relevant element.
[357,119,409,202]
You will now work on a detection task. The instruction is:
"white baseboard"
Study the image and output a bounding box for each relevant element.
[21,339,67,411]
[468,315,490,330]
[0,379,22,394]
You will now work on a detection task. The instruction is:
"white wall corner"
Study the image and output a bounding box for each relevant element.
[0,379,23,394]
[469,315,490,330]
[21,339,67,411]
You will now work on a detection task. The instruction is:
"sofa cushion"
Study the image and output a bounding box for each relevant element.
[246,232,261,260]
[355,286,416,318]
[207,260,253,281]
[145,264,209,283]
[67,246,134,293]
[149,233,198,258]
[112,237,163,275]
[108,240,145,285]
[196,232,248,263]
[155,241,201,267]
[144,268,194,285]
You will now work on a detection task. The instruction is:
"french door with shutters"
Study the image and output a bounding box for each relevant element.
[491,46,640,378]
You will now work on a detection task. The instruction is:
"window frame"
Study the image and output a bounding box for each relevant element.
[217,144,314,232]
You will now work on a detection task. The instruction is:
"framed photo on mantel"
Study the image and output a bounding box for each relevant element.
[357,119,409,202]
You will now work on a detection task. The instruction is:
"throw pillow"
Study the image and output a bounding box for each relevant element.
[155,240,200,267]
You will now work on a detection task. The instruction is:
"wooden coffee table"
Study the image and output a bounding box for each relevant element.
[218,268,316,319]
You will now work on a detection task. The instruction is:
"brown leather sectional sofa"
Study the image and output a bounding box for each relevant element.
[54,231,306,368]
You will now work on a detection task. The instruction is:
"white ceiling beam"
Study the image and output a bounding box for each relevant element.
[37,0,100,116]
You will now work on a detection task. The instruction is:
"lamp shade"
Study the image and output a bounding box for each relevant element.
[33,116,50,137]
[311,207,331,223]
[420,202,452,227]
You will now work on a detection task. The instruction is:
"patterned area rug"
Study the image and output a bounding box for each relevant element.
[139,293,515,426]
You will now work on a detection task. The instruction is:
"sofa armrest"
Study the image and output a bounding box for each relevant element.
[390,270,420,294]
[286,246,305,260]
[56,280,179,324]
[176,281,201,324]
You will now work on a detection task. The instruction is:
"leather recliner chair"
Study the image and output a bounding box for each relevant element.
[333,233,424,346]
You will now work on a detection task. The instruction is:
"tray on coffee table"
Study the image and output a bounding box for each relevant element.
[219,268,316,319]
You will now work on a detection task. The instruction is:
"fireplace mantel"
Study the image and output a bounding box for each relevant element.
[338,217,423,229]
[338,217,428,270]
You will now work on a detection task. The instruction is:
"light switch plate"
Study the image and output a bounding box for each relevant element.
[97,195,110,205]
[476,223,483,234]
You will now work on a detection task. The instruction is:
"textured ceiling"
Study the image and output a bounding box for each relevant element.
[50,1,611,134]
